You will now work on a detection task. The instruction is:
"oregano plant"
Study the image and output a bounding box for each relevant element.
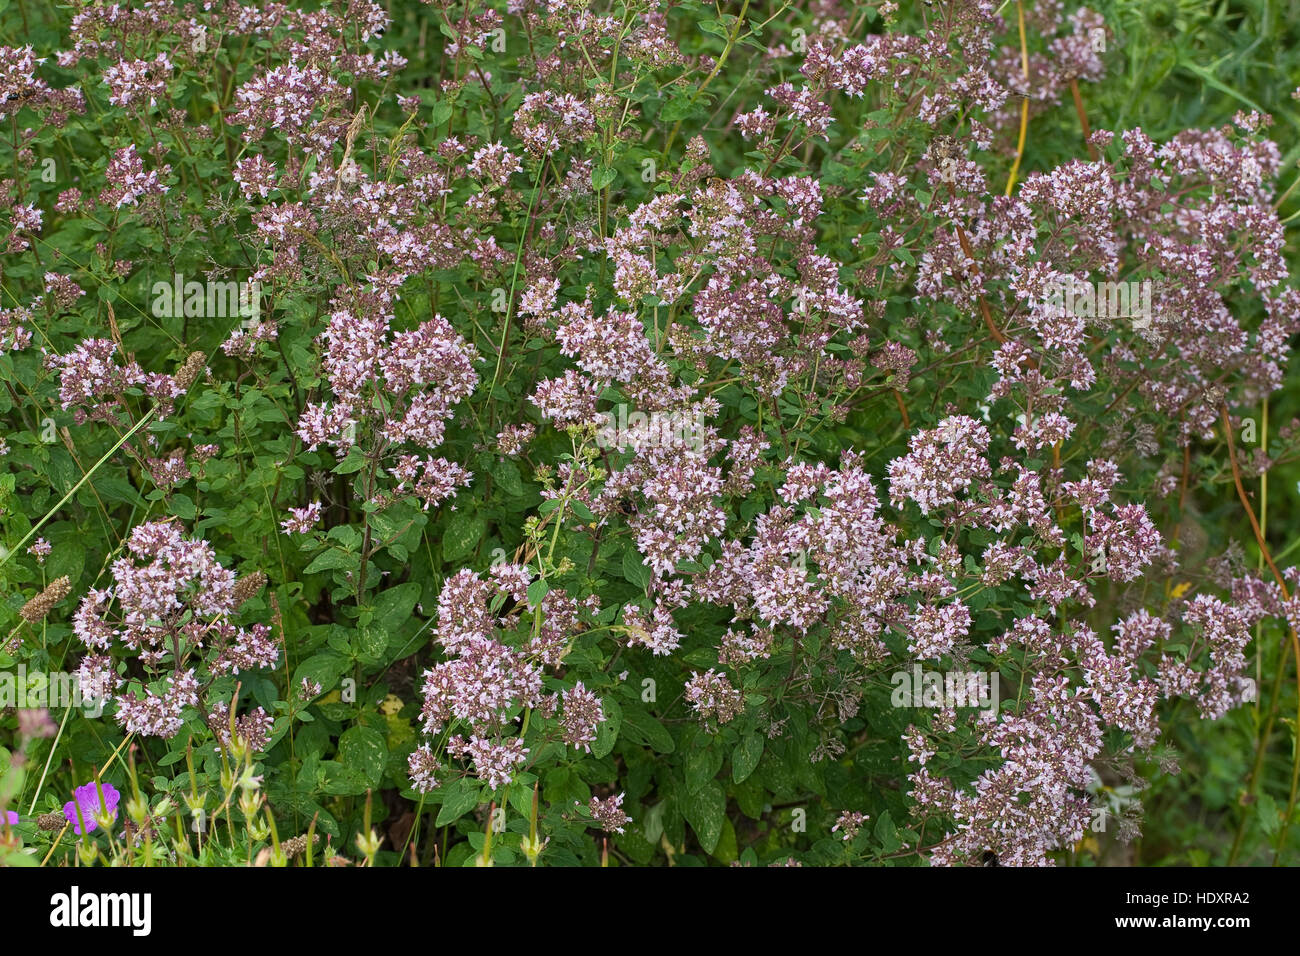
[0,0,1298,870]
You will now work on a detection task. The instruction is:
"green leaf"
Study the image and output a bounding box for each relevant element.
[490,458,524,497]
[353,625,389,665]
[591,164,617,190]
[1258,793,1281,837]
[332,448,367,474]
[711,816,738,864]
[442,510,484,563]
[526,577,550,608]
[659,93,704,123]
[592,697,621,759]
[732,734,763,784]
[643,800,665,845]
[303,548,358,574]
[170,493,197,520]
[874,809,901,853]
[371,582,422,632]
[622,548,651,590]
[293,651,350,692]
[697,18,731,39]
[436,778,482,826]
[621,704,675,753]
[337,725,387,789]
[91,477,145,508]
[681,780,725,854]
[685,743,717,793]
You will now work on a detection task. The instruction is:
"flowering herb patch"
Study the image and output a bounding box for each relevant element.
[1,0,1299,869]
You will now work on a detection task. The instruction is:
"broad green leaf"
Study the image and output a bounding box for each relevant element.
[732,734,763,784]
[681,780,725,855]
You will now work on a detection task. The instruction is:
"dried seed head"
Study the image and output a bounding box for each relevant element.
[283,833,320,858]
[173,351,207,391]
[19,576,71,624]
[927,134,963,167]
[233,571,268,608]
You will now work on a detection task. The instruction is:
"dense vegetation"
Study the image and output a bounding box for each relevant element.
[2,0,1299,867]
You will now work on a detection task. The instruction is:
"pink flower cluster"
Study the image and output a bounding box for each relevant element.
[409,569,606,792]
[72,521,276,739]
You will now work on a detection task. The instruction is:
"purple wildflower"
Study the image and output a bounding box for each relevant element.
[63,782,120,835]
